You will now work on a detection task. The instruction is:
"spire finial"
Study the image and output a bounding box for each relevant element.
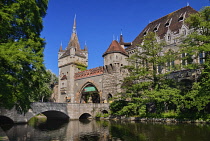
[121,29,123,35]
[59,41,63,51]
[84,41,88,51]
[187,2,189,6]
[120,29,124,43]
[73,14,76,33]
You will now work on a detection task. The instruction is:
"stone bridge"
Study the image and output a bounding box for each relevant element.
[0,102,110,123]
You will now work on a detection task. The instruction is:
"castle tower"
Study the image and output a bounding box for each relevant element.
[102,40,129,101]
[58,16,88,103]
[103,40,129,72]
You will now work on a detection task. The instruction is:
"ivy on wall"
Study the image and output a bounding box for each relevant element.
[75,62,87,71]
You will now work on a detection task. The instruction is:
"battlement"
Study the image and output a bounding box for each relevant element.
[75,66,104,79]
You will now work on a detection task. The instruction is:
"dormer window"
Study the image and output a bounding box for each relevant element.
[178,16,184,22]
[153,27,158,32]
[165,19,172,27]
[143,32,147,36]
[165,22,169,27]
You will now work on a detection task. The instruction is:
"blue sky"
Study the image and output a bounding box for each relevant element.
[41,0,209,75]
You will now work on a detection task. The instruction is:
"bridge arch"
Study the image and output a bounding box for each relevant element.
[79,113,92,119]
[0,115,14,125]
[78,81,102,103]
[28,110,70,121]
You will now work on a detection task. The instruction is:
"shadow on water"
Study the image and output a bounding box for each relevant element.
[34,119,68,131]
[79,119,91,124]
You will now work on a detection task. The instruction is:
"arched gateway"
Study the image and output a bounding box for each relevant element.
[79,82,101,103]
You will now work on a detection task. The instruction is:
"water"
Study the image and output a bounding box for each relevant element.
[1,119,210,141]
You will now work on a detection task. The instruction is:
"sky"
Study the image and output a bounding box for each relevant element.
[41,0,209,75]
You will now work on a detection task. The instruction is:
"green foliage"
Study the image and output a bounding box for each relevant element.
[31,70,58,102]
[95,112,109,118]
[112,32,180,117]
[0,0,49,113]
[161,110,178,118]
[75,62,87,71]
[111,7,210,120]
[95,112,102,118]
[178,6,210,116]
[110,100,128,115]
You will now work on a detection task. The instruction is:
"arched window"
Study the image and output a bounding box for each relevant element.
[107,94,112,103]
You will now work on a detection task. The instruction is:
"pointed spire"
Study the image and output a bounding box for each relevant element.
[187,2,189,6]
[84,41,88,51]
[66,15,80,50]
[73,14,76,33]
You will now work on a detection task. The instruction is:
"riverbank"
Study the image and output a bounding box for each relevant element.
[98,116,210,124]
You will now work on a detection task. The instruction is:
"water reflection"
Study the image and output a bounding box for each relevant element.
[1,119,210,141]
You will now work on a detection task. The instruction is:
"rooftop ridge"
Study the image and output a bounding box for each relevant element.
[147,6,194,26]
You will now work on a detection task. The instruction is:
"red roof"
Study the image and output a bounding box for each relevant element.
[103,40,128,57]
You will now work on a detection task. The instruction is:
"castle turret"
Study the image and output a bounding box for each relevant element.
[103,40,128,73]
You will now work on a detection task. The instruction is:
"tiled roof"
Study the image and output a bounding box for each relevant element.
[66,32,80,51]
[126,6,197,50]
[75,66,104,79]
[103,40,128,57]
[59,49,86,59]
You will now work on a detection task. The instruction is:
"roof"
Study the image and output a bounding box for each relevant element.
[59,15,86,59]
[59,49,86,59]
[103,40,128,57]
[126,6,197,50]
[75,66,104,79]
[66,32,80,51]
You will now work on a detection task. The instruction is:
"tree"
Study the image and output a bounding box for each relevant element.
[179,6,210,117]
[0,0,49,113]
[111,32,180,117]
[31,70,58,102]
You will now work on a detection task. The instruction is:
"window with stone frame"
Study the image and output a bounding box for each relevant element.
[199,52,205,64]
[181,53,193,66]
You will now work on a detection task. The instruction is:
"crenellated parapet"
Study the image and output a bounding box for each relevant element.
[75,66,104,80]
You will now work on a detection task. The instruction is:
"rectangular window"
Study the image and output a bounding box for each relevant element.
[199,52,205,64]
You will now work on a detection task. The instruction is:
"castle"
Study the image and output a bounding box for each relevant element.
[54,6,199,103]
